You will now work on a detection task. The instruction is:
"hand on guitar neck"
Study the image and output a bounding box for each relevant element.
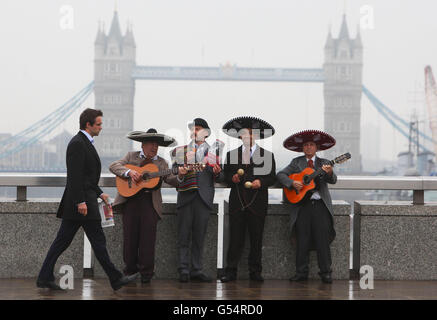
[321,164,333,175]
[177,163,218,178]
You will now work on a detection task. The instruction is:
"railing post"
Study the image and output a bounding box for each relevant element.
[413,190,424,205]
[16,186,27,201]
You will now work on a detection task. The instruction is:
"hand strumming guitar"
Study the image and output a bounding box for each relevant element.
[128,169,142,183]
[292,180,303,192]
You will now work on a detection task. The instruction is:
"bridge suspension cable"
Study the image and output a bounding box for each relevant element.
[0,81,94,160]
[363,85,433,153]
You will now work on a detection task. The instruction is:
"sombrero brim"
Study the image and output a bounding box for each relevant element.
[283,130,335,152]
[127,131,177,147]
[222,116,275,139]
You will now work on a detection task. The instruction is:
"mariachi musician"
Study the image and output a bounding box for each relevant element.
[109,128,179,283]
[277,130,337,284]
[171,118,224,283]
[220,116,276,282]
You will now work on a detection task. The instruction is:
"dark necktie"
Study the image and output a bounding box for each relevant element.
[307,159,314,169]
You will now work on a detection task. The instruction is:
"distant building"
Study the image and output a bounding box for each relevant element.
[0,130,73,172]
[323,15,363,174]
[94,10,135,170]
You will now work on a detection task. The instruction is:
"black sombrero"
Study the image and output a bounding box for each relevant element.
[283,129,335,152]
[222,116,275,139]
[126,128,177,147]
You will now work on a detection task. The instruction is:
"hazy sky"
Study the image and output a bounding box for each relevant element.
[1,0,437,169]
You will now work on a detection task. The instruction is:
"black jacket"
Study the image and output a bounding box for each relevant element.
[224,145,276,216]
[56,131,103,220]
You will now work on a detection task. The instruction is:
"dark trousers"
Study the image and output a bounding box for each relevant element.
[37,219,122,283]
[295,199,332,277]
[122,192,159,277]
[225,210,266,276]
[177,192,210,276]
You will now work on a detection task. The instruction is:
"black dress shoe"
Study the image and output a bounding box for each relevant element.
[141,275,152,283]
[249,273,264,282]
[111,273,139,291]
[179,273,189,283]
[190,273,212,283]
[289,275,308,282]
[320,274,333,284]
[36,280,64,290]
[220,274,236,283]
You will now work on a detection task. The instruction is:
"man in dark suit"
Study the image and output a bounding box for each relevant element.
[220,116,276,282]
[277,130,337,284]
[171,118,224,282]
[37,108,138,291]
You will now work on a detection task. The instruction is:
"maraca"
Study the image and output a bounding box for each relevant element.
[244,181,253,189]
[237,169,245,176]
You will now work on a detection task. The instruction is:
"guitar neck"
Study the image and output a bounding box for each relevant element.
[145,164,202,179]
[146,168,174,179]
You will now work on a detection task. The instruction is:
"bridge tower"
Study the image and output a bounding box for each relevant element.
[94,10,136,169]
[323,15,363,174]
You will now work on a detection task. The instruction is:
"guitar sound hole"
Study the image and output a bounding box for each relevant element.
[303,175,311,185]
[142,173,150,181]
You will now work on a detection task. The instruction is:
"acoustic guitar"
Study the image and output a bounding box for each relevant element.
[116,163,205,197]
[283,153,351,204]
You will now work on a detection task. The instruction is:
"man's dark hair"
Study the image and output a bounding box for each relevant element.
[79,108,103,130]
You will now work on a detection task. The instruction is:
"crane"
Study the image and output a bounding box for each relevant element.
[425,66,437,157]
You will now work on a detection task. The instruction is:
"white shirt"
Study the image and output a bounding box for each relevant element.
[190,140,210,162]
[307,155,321,200]
[242,144,257,158]
[80,130,94,144]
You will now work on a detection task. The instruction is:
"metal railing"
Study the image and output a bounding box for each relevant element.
[1,174,437,204]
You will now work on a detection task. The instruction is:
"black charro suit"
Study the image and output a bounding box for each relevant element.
[225,146,276,216]
[223,145,276,276]
[277,155,337,278]
[38,131,123,284]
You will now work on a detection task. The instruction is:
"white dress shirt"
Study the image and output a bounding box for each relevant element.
[242,144,257,158]
[80,130,94,144]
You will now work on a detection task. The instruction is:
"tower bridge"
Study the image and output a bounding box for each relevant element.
[94,11,362,173]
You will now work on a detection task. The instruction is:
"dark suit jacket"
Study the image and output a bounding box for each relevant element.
[277,155,337,243]
[56,131,104,221]
[171,143,224,210]
[224,146,276,216]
